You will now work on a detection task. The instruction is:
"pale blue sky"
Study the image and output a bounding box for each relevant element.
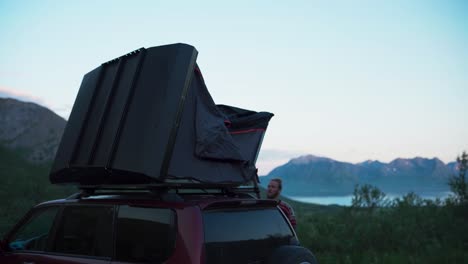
[1,0,467,173]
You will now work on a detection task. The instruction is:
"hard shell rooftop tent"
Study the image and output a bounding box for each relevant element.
[50,43,273,188]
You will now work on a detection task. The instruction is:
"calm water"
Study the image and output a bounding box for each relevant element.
[288,191,452,206]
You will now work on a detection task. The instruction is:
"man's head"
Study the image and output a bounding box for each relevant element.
[267,178,282,199]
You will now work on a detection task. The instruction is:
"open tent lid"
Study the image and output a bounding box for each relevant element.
[50,43,273,186]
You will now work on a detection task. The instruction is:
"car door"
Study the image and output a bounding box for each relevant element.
[1,204,114,264]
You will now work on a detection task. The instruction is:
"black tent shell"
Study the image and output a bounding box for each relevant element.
[49,44,273,186]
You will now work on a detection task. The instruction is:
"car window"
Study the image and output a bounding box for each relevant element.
[203,207,294,264]
[51,205,114,258]
[115,206,176,263]
[9,206,59,252]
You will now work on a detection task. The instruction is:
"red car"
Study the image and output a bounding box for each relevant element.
[0,188,317,264]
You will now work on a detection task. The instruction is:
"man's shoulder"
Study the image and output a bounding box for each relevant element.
[278,200,295,213]
[279,200,293,208]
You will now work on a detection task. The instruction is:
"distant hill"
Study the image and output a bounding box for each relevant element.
[0,98,66,163]
[261,155,457,196]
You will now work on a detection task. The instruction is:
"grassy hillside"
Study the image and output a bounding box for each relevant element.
[260,183,468,263]
[0,145,75,235]
[299,204,468,263]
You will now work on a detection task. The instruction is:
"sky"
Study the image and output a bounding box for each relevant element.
[1,0,467,174]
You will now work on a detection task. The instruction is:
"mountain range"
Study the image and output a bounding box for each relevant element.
[260,154,457,196]
[0,97,460,197]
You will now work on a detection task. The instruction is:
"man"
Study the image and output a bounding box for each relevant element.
[267,178,297,229]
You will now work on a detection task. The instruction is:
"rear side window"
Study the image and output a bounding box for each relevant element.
[203,207,294,264]
[9,206,59,252]
[115,206,176,263]
[51,206,114,257]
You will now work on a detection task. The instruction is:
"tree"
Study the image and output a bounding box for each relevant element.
[351,184,388,210]
[392,191,424,207]
[448,151,468,204]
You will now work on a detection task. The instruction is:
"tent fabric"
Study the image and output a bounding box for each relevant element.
[193,68,274,162]
[194,75,244,162]
[168,65,273,184]
[217,104,274,131]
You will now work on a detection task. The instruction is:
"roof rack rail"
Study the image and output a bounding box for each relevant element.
[66,188,185,203]
[73,182,261,199]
